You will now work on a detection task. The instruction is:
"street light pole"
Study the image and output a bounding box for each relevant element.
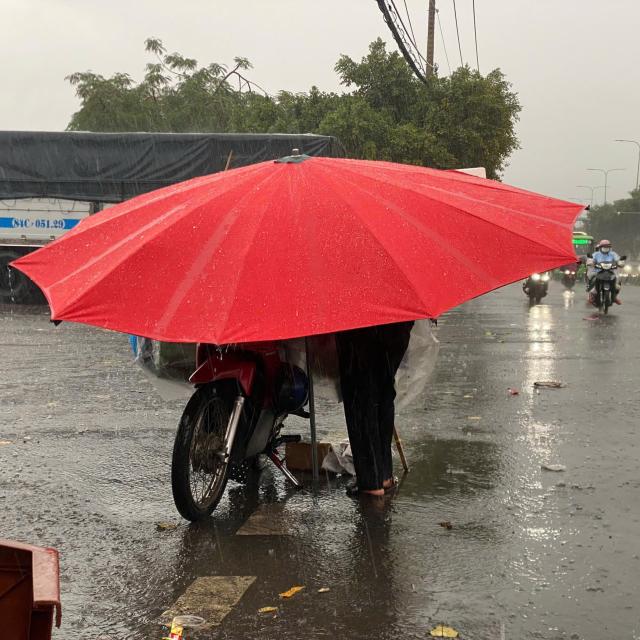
[586,168,625,205]
[576,185,606,207]
[614,139,640,191]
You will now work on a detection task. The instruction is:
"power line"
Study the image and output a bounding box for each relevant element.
[376,0,428,83]
[389,0,428,65]
[401,0,418,52]
[452,0,464,67]
[436,9,452,74]
[472,0,480,72]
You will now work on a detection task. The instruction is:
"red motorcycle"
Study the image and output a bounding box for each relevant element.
[171,342,309,521]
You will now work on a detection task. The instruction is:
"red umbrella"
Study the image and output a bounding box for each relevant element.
[13,156,582,344]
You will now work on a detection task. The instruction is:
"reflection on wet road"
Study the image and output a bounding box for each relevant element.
[1,283,640,639]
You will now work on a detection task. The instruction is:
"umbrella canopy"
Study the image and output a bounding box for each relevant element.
[13,156,583,344]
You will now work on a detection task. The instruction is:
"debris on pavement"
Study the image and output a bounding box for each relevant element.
[542,464,567,472]
[161,576,256,629]
[507,387,519,395]
[0,440,12,446]
[156,522,178,531]
[258,606,278,615]
[23,436,32,443]
[430,624,459,637]
[533,381,566,389]
[172,615,206,629]
[279,585,305,599]
[237,503,292,536]
[317,588,330,593]
[467,416,481,420]
[438,521,453,530]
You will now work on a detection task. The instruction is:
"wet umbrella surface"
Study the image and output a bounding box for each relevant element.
[2,284,639,639]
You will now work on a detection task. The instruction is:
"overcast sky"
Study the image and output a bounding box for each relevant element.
[1,0,639,203]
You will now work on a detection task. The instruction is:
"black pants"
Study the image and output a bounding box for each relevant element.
[335,321,414,491]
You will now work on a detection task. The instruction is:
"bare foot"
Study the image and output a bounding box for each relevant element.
[361,488,385,496]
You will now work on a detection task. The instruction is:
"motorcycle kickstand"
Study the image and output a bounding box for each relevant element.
[267,450,303,489]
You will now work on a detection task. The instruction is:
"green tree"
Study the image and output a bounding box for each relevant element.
[66,37,521,177]
[587,189,640,258]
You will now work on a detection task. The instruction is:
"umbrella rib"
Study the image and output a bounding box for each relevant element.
[48,167,280,320]
[331,162,582,258]
[334,159,580,230]
[316,172,437,318]
[154,170,283,339]
[57,162,268,243]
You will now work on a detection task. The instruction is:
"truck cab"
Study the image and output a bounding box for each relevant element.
[0,198,92,302]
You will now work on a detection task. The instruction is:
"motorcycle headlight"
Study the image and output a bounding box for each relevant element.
[531,273,541,281]
[541,274,550,282]
[564,270,571,275]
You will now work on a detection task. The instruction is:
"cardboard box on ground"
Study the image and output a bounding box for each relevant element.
[285,442,333,471]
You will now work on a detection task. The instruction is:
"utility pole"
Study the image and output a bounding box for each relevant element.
[426,0,436,77]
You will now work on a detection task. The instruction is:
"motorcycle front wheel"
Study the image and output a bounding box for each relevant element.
[603,289,612,314]
[171,382,236,521]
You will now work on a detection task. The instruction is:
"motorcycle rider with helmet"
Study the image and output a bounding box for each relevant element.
[587,239,622,304]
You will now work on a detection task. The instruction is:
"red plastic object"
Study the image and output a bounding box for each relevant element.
[13,157,583,344]
[0,539,61,640]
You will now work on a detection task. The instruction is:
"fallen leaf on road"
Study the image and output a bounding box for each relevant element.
[430,624,459,637]
[279,586,304,599]
[438,521,453,530]
[542,464,566,472]
[258,606,278,614]
[317,588,330,593]
[156,522,178,531]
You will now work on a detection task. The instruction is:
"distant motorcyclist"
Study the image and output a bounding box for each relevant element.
[587,239,622,304]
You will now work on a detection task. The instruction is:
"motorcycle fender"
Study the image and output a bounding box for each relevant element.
[189,354,256,395]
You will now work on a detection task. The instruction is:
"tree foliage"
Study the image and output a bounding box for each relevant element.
[586,188,640,258]
[67,38,521,177]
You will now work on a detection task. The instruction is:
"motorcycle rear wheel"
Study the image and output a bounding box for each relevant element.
[171,382,235,521]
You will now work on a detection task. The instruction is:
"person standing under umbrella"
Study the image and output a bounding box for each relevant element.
[335,321,414,497]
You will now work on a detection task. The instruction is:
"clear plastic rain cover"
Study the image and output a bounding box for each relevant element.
[130,319,439,406]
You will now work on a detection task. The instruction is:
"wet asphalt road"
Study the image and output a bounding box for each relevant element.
[1,282,640,640]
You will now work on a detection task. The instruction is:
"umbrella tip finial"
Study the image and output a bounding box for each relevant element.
[275,149,310,164]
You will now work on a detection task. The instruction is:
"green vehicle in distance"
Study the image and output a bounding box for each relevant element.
[573,232,594,284]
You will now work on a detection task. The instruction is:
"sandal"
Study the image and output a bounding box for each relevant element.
[383,475,399,494]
